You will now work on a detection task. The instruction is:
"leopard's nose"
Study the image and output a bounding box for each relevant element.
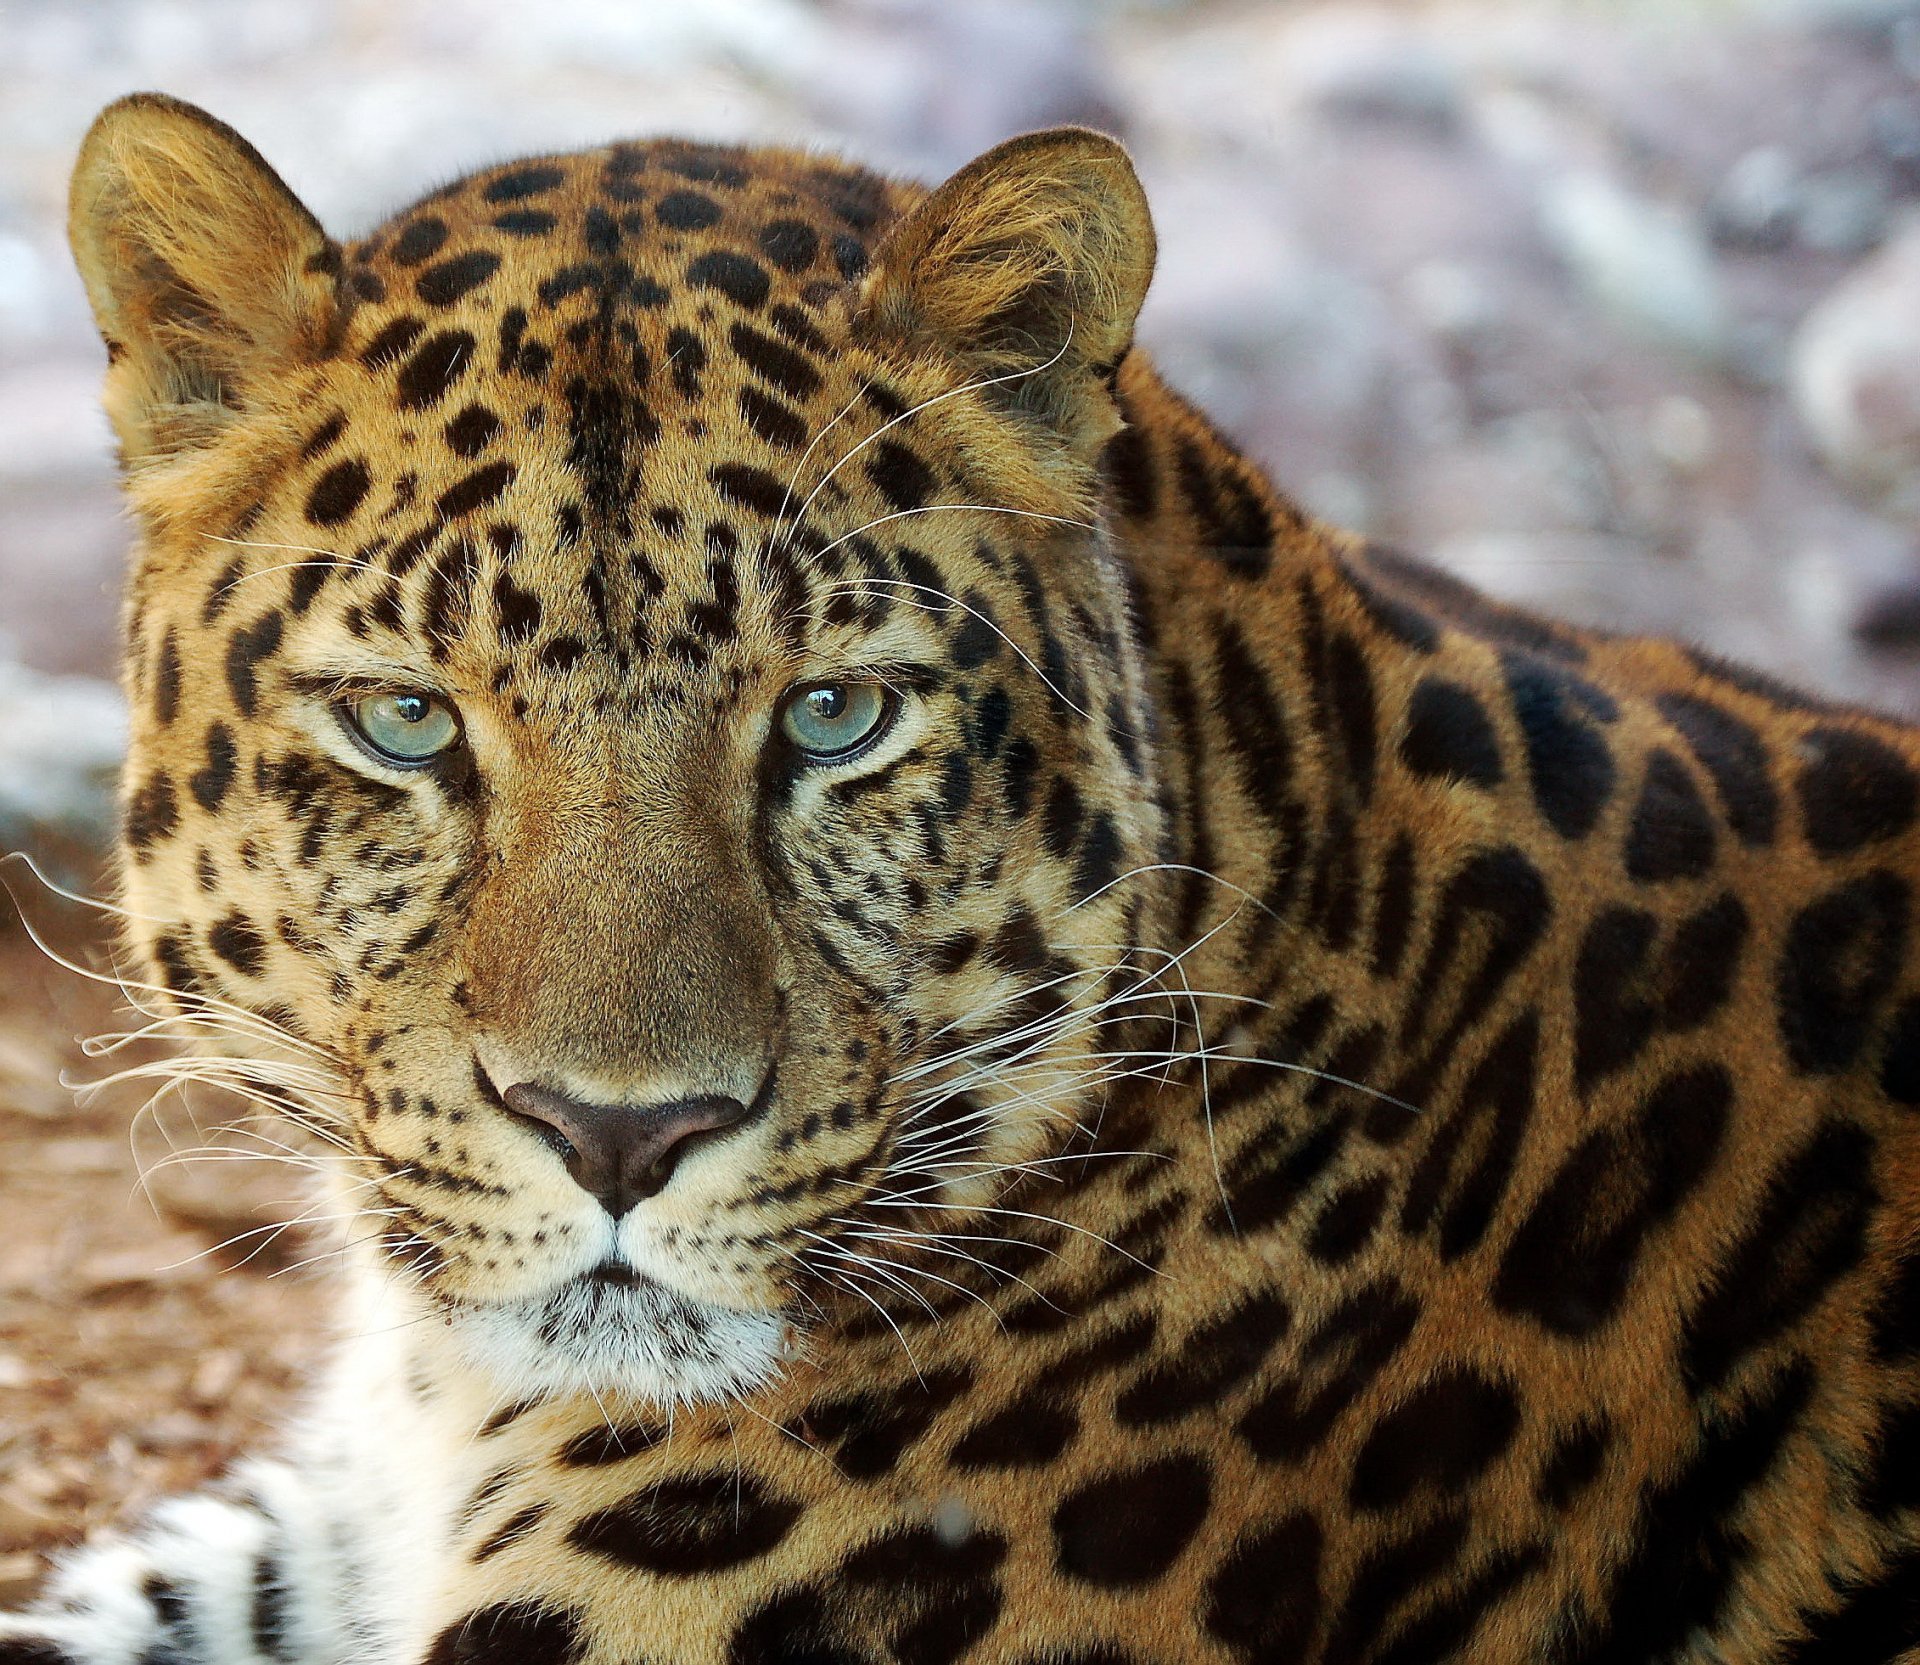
[500,1083,755,1218]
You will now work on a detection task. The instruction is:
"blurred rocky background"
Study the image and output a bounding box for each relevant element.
[2,0,1920,1589]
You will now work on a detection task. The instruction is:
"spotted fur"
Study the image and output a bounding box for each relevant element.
[2,92,1917,1665]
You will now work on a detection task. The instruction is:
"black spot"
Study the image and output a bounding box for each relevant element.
[422,1601,582,1665]
[390,216,449,265]
[1212,618,1294,822]
[770,302,829,352]
[951,610,999,671]
[1102,421,1157,521]
[1364,1541,1544,1665]
[804,1369,971,1480]
[300,411,346,459]
[1116,1291,1292,1427]
[1213,1108,1351,1235]
[1003,1652,1147,1665]
[1052,1456,1211,1588]
[557,1423,665,1466]
[1349,1367,1520,1511]
[1796,726,1920,855]
[1342,555,1442,654]
[493,568,542,641]
[1035,1313,1160,1397]
[1072,811,1123,904]
[709,462,785,517]
[1318,1508,1472,1664]
[655,190,721,230]
[539,635,584,673]
[1663,891,1750,1031]
[437,462,517,520]
[866,440,934,512]
[1558,1359,1814,1663]
[1861,1399,1920,1519]
[1682,1120,1875,1391]
[417,251,502,306]
[1879,998,1920,1105]
[1326,632,1379,803]
[225,612,283,716]
[833,233,868,279]
[395,330,476,411]
[686,250,770,308]
[1306,1173,1390,1264]
[570,1471,800,1574]
[661,145,749,187]
[1658,691,1779,846]
[1624,747,1716,881]
[1869,1250,1920,1363]
[729,321,821,401]
[1569,906,1663,1092]
[444,404,500,458]
[125,772,179,854]
[1505,654,1617,839]
[950,1393,1079,1468]
[667,326,708,398]
[1537,1416,1612,1510]
[1400,678,1503,788]
[725,1589,861,1665]
[1239,1281,1420,1464]
[1369,834,1418,979]
[208,911,267,976]
[1777,871,1909,1075]
[361,316,424,368]
[841,1524,1008,1665]
[190,723,237,811]
[1396,846,1549,1093]
[739,385,806,449]
[758,218,819,271]
[483,166,565,203]
[1175,439,1273,577]
[493,209,556,237]
[1400,1011,1538,1260]
[1204,1511,1322,1660]
[150,629,183,726]
[251,1542,292,1661]
[1496,1063,1730,1337]
[1780,1547,1920,1665]
[306,458,371,525]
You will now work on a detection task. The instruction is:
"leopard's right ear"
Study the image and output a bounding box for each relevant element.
[69,93,343,466]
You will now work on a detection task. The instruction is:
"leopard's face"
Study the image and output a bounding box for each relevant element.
[97,126,1164,1404]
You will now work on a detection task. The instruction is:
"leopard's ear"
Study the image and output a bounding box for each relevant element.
[857,128,1154,458]
[69,93,343,466]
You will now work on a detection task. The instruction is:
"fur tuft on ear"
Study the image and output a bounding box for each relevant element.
[857,128,1155,458]
[69,93,342,466]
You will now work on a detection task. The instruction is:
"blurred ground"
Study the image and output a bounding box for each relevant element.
[0,916,327,1596]
[2,0,1919,1583]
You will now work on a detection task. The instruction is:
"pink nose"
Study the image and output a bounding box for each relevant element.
[500,1083,755,1217]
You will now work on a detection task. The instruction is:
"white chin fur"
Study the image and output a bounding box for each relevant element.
[443,1275,791,1407]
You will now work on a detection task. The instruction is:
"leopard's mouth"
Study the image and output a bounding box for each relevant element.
[443,1259,792,1405]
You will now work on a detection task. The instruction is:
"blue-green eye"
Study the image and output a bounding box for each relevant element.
[344,691,461,765]
[780,681,893,763]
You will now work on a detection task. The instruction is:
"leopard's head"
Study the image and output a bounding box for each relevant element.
[70,94,1167,1404]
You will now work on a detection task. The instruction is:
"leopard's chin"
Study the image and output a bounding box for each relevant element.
[443,1263,792,1408]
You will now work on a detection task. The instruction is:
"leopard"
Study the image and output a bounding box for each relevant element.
[1,87,1917,1665]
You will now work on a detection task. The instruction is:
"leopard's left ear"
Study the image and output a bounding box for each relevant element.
[69,93,343,468]
[856,128,1154,458]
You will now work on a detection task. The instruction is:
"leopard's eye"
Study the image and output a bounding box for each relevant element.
[780,681,893,764]
[343,691,462,766]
